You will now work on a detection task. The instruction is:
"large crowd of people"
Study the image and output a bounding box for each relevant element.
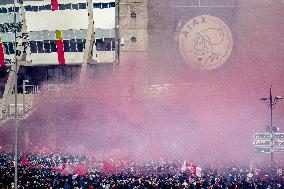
[0,149,283,189]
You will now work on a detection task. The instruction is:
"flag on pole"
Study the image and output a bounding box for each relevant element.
[181,161,197,175]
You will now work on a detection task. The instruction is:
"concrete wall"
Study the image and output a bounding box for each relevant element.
[118,0,149,65]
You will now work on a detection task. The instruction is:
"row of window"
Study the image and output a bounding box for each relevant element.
[30,39,86,53]
[0,22,22,33]
[95,38,115,51]
[0,40,85,55]
[0,2,115,13]
[1,38,117,54]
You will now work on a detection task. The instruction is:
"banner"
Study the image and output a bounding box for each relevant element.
[51,0,59,11]
[0,37,4,67]
[55,30,65,64]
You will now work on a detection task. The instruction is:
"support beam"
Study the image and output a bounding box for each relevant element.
[80,0,95,83]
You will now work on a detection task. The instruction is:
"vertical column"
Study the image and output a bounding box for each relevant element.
[80,0,95,82]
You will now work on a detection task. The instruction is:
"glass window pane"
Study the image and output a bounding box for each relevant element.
[44,40,51,53]
[63,40,71,52]
[8,43,15,54]
[37,41,44,53]
[70,39,77,52]
[30,41,37,53]
[50,41,57,52]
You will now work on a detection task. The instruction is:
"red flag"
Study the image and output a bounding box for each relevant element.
[181,161,197,174]
[52,163,73,176]
[19,155,31,167]
[61,163,73,176]
[186,162,197,174]
[0,38,5,67]
[72,162,87,176]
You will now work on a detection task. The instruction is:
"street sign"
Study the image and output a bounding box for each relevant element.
[274,133,284,139]
[274,147,284,153]
[253,140,270,146]
[253,133,271,139]
[254,147,271,153]
[274,140,284,146]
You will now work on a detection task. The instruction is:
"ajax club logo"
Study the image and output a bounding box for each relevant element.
[179,15,233,70]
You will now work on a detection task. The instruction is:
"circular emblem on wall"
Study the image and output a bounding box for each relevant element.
[179,15,233,70]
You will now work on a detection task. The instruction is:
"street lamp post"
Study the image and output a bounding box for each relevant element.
[22,80,29,114]
[261,86,282,167]
[13,0,18,188]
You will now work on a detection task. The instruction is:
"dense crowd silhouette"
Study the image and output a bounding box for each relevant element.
[0,148,283,189]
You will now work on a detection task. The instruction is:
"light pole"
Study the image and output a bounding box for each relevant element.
[261,86,282,167]
[13,0,18,188]
[22,80,29,114]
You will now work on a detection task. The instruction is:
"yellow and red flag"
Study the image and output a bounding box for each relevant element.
[55,30,65,65]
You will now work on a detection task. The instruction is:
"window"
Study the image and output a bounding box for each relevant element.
[25,5,32,11]
[31,6,39,12]
[36,41,44,53]
[131,12,136,18]
[131,37,137,43]
[63,40,71,52]
[44,5,52,10]
[76,39,84,52]
[65,3,71,9]
[93,3,101,8]
[8,43,15,54]
[39,5,45,11]
[70,39,77,52]
[95,38,115,51]
[3,43,9,55]
[2,8,7,13]
[109,2,115,8]
[30,41,37,53]
[101,3,108,9]
[44,40,51,53]
[8,7,13,12]
[50,41,57,52]
[59,4,65,10]
[78,3,86,9]
[72,3,79,10]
